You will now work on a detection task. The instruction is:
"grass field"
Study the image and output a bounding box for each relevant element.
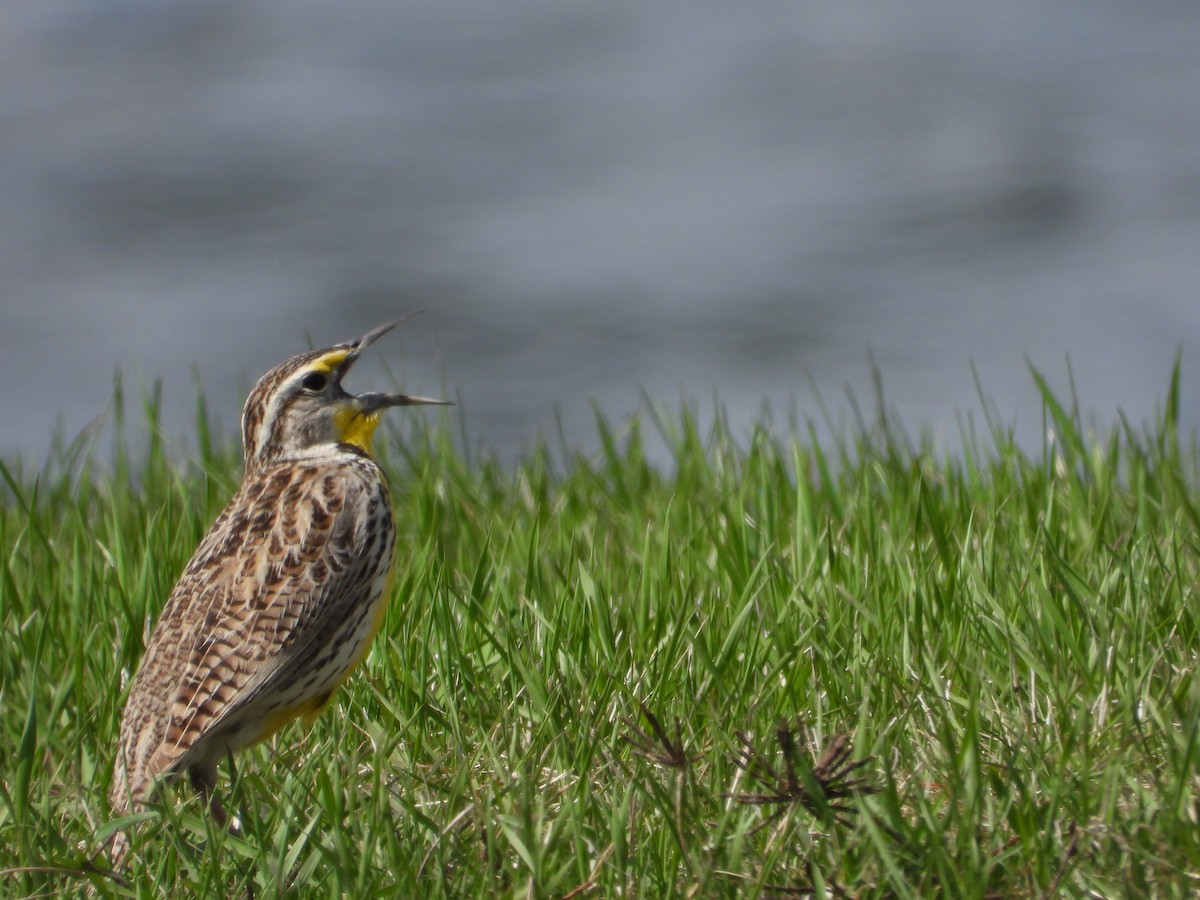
[3,369,1200,897]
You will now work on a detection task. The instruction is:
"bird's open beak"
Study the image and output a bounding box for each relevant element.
[336,316,452,409]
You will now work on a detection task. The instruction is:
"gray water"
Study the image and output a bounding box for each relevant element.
[4,1,1200,466]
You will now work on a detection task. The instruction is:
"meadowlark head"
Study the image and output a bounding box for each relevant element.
[241,320,448,470]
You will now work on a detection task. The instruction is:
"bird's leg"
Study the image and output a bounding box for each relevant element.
[188,764,239,835]
[225,749,246,836]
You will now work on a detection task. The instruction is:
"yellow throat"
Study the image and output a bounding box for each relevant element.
[335,406,382,454]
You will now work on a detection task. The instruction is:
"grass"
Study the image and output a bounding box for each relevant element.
[3,366,1200,897]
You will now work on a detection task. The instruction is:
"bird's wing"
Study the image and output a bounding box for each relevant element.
[121,459,387,787]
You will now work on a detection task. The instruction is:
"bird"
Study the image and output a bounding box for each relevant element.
[106,320,447,867]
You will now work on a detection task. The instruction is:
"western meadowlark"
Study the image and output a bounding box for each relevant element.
[107,320,446,866]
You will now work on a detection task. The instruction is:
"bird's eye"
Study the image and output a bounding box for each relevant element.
[300,371,329,392]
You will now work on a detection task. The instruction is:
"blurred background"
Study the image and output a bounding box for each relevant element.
[3,1,1200,466]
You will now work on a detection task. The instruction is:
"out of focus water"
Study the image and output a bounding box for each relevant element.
[3,1,1200,465]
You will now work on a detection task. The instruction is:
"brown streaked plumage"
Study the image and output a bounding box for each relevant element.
[106,320,447,866]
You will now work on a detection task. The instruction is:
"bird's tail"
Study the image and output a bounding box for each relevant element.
[105,750,142,870]
[106,829,131,871]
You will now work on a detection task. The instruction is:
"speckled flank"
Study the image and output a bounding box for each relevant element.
[107,324,419,865]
